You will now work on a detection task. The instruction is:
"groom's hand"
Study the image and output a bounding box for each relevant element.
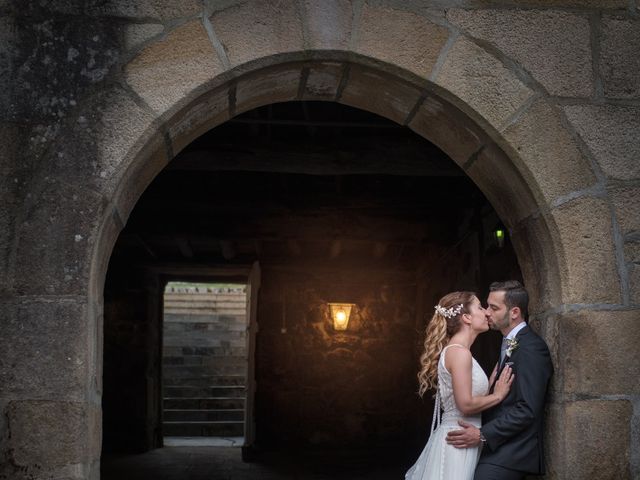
[445,421,482,449]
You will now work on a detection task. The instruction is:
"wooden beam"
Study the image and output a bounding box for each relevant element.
[134,234,157,259]
[166,141,463,177]
[176,236,194,259]
[253,239,262,257]
[220,240,236,260]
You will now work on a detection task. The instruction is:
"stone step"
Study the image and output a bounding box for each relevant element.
[163,350,247,365]
[162,341,246,354]
[163,336,246,348]
[164,409,245,422]
[164,375,246,387]
[166,292,245,298]
[164,303,247,310]
[164,358,247,373]
[164,365,246,377]
[164,306,247,315]
[164,293,246,301]
[163,386,246,398]
[164,346,247,357]
[165,347,247,368]
[164,316,246,324]
[164,397,245,410]
[163,321,247,333]
[163,421,245,437]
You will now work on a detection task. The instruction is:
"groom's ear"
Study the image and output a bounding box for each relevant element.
[511,306,521,319]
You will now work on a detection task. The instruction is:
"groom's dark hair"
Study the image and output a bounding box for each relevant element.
[490,280,529,321]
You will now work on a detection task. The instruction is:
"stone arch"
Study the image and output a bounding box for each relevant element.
[8,3,633,479]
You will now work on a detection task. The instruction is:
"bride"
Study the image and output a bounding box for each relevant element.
[406,291,513,480]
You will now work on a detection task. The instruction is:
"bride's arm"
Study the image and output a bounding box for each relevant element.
[448,348,513,416]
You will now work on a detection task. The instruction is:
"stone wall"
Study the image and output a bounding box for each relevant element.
[1,1,639,479]
[102,266,162,454]
[255,267,423,458]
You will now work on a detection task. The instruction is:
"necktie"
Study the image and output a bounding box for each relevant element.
[500,337,508,364]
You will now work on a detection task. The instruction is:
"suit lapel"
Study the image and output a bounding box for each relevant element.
[490,325,530,392]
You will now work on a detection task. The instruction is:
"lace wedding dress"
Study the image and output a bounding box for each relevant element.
[406,344,489,480]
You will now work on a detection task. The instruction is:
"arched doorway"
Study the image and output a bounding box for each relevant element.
[83,51,621,477]
[100,100,524,477]
[89,57,573,476]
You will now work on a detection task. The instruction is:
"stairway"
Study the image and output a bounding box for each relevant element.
[162,285,247,438]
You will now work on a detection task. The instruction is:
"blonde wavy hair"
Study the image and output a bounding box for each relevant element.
[417,291,476,397]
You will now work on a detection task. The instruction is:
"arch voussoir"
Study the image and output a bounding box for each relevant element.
[208,0,305,68]
[124,19,226,117]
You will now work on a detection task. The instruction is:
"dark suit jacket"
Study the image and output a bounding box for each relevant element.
[479,325,553,475]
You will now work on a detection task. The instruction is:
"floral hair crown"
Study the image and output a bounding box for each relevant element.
[434,303,464,319]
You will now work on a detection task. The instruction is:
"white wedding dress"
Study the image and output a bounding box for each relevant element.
[406,344,489,480]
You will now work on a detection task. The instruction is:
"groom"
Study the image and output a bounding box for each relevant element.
[446,280,553,480]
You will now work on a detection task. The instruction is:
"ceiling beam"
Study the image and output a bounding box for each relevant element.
[220,240,236,260]
[176,236,194,259]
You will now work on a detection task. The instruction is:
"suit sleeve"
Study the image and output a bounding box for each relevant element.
[480,338,552,451]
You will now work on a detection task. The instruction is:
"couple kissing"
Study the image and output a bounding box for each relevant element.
[405,280,553,480]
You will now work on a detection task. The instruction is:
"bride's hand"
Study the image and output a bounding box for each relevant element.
[488,362,498,386]
[494,365,514,400]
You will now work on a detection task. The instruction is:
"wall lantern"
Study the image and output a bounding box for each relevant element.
[494,227,506,248]
[328,303,355,331]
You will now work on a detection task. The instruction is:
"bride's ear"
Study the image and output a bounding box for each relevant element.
[461,312,472,326]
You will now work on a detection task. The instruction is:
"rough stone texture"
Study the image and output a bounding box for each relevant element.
[547,400,632,479]
[0,299,90,400]
[0,122,21,296]
[112,133,168,227]
[123,22,164,52]
[168,86,229,155]
[609,184,640,236]
[339,66,422,125]
[125,20,224,115]
[553,310,640,396]
[625,241,640,264]
[467,143,539,226]
[50,86,159,199]
[0,0,84,14]
[447,9,593,98]
[255,268,425,451]
[444,0,627,6]
[563,104,640,180]
[210,0,304,67]
[86,0,201,19]
[303,0,352,50]
[356,4,450,79]
[5,15,120,124]
[436,37,534,129]
[234,66,302,116]
[302,62,344,100]
[630,262,640,305]
[511,213,563,314]
[502,99,597,206]
[6,400,100,471]
[408,95,486,167]
[0,17,17,122]
[14,180,108,296]
[600,16,640,99]
[550,196,621,304]
[609,183,640,304]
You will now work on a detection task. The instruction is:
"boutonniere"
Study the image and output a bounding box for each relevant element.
[505,338,519,358]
